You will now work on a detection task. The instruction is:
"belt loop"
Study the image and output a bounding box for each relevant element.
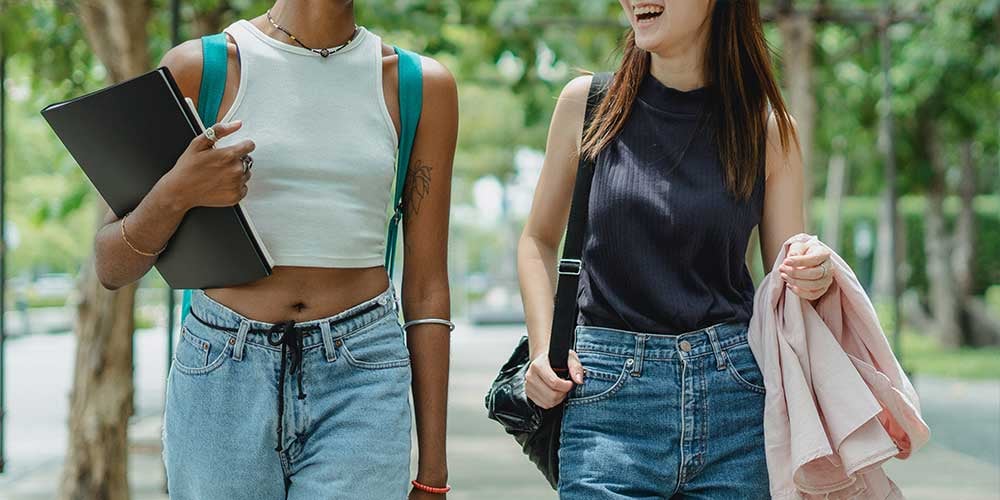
[631,334,646,377]
[320,320,337,362]
[233,320,250,361]
[706,325,726,371]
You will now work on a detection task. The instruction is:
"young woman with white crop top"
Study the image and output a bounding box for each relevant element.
[92,2,457,499]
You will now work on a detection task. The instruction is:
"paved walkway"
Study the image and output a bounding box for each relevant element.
[0,323,996,499]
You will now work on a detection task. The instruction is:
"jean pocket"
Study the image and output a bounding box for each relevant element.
[171,326,233,376]
[340,315,411,370]
[566,351,633,406]
[722,343,765,394]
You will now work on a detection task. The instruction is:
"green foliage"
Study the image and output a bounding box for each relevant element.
[871,297,1000,379]
[810,195,1000,295]
[901,332,1000,379]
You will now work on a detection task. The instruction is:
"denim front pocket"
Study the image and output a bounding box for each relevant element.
[172,326,233,376]
[722,342,765,394]
[340,315,411,370]
[566,351,633,406]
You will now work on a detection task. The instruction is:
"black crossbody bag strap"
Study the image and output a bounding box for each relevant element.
[548,72,612,372]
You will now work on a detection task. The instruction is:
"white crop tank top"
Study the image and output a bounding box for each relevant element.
[212,19,398,268]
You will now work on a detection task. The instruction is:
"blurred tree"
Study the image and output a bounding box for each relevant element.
[55,1,149,498]
[895,0,1000,346]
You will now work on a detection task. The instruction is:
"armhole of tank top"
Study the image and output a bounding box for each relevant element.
[215,24,248,124]
[761,102,774,183]
[758,103,773,203]
[373,34,401,148]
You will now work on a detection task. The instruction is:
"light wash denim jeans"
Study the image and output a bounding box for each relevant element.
[162,284,412,500]
[558,321,769,499]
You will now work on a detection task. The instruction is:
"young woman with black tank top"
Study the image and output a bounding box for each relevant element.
[520,1,834,498]
[92,1,457,498]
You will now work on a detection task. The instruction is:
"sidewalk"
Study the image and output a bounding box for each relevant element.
[0,323,996,499]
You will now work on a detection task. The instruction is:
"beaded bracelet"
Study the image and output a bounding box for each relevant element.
[120,212,166,257]
[411,479,451,494]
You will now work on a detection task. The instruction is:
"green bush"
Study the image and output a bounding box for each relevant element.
[810,195,1000,295]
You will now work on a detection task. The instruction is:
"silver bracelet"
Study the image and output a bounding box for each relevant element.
[402,318,455,332]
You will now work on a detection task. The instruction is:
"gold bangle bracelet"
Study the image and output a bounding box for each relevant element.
[120,212,165,257]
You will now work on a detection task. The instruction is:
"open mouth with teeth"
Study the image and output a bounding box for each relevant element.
[634,4,665,22]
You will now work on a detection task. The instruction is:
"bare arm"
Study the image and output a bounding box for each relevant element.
[759,114,806,268]
[399,57,458,491]
[94,41,254,289]
[517,75,592,409]
[759,114,833,299]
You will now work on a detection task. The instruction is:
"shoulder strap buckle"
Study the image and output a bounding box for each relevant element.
[557,259,582,276]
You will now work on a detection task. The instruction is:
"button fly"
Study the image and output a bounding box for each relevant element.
[679,340,692,352]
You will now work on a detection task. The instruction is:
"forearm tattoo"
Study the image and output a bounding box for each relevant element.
[404,160,433,217]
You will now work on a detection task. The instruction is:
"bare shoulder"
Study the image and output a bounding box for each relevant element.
[550,74,593,149]
[159,34,238,106]
[561,74,593,103]
[159,39,204,102]
[554,74,592,121]
[419,55,458,105]
[764,109,801,181]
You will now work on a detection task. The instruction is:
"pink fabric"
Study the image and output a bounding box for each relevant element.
[748,233,930,500]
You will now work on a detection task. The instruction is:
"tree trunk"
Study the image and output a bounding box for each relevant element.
[920,118,962,348]
[955,141,1000,346]
[822,137,848,251]
[59,1,150,499]
[952,141,975,297]
[777,11,816,223]
[873,189,904,300]
[59,230,138,500]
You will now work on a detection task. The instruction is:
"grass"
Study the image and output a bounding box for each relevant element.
[899,332,1000,380]
[873,298,1000,380]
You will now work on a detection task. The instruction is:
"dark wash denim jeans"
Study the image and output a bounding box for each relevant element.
[558,321,770,499]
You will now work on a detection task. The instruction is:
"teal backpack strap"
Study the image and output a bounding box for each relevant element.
[385,47,423,279]
[180,32,229,323]
[196,33,228,126]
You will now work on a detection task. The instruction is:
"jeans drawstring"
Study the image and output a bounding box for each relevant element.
[267,320,307,452]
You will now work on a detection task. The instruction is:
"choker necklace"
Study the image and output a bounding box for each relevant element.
[265,9,359,58]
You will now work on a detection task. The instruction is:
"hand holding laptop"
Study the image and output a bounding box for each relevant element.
[41,67,274,288]
[158,118,256,211]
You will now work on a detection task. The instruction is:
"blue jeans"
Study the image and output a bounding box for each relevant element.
[162,285,412,500]
[558,321,769,499]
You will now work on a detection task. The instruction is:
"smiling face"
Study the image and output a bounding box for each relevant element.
[619,0,713,54]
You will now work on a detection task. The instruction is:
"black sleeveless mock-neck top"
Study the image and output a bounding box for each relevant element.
[576,72,765,335]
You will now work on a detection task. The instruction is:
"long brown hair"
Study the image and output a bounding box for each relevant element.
[581,1,796,200]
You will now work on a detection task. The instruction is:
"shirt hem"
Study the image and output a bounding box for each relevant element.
[271,255,386,268]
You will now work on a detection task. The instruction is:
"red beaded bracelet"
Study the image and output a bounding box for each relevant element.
[411,479,451,494]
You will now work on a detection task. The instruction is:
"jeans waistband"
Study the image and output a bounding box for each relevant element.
[187,282,399,350]
[574,321,750,362]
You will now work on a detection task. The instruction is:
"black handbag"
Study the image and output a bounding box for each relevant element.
[484,73,611,490]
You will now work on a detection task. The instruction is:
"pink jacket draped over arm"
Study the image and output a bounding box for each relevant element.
[748,233,930,499]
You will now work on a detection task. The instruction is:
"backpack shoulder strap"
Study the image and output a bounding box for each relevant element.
[180,32,229,323]
[197,32,229,125]
[384,46,423,278]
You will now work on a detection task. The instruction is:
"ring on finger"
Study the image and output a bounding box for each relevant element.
[203,126,217,143]
[241,154,254,174]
